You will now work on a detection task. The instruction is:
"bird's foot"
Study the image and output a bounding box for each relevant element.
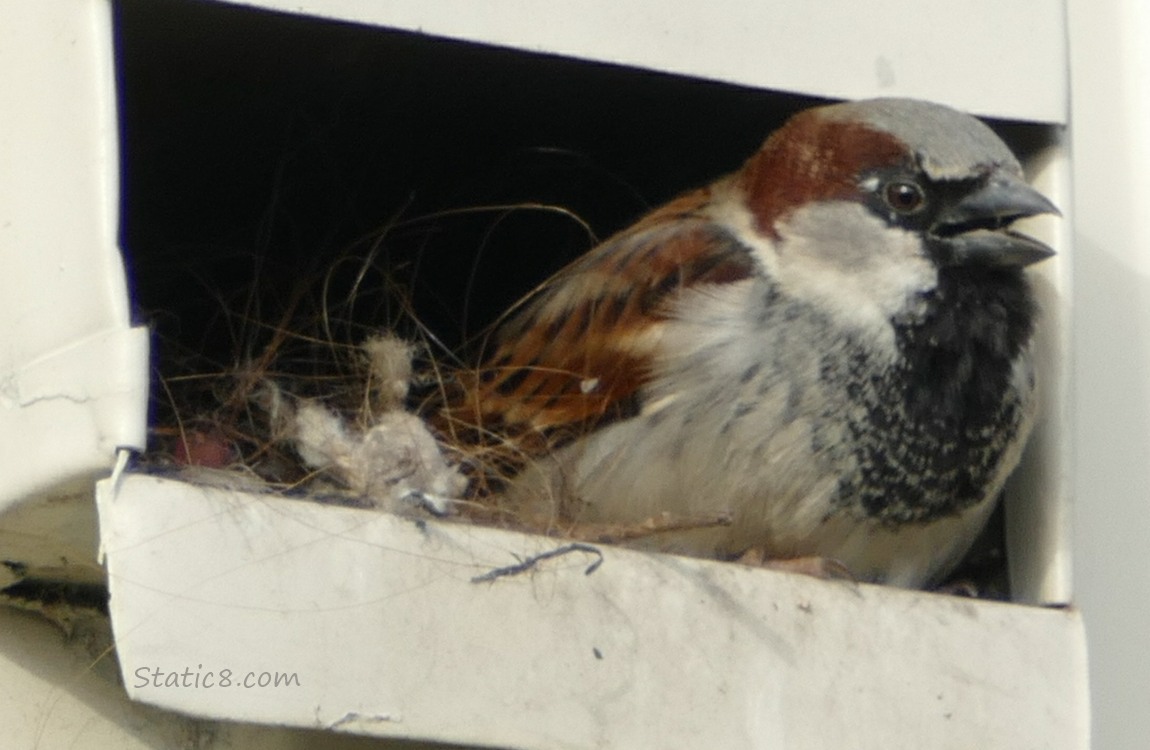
[736,548,858,583]
[933,579,980,597]
[567,511,733,544]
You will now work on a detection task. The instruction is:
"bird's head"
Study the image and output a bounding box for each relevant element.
[731,98,1058,337]
[737,97,1058,272]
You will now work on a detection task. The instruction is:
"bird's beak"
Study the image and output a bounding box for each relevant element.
[931,171,1059,268]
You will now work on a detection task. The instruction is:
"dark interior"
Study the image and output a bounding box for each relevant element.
[114,0,828,360]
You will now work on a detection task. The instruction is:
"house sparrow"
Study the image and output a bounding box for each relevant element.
[440,98,1057,589]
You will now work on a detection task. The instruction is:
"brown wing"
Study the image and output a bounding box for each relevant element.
[438,185,756,465]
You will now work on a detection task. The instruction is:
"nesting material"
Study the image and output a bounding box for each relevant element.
[253,334,466,515]
[290,400,465,515]
[361,333,416,413]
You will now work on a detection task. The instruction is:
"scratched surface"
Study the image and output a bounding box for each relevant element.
[99,474,1087,750]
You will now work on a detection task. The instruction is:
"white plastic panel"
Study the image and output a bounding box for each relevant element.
[98,473,1090,750]
[1066,0,1150,747]
[0,606,170,750]
[222,0,1067,124]
[0,0,149,512]
[0,605,451,749]
[0,328,149,507]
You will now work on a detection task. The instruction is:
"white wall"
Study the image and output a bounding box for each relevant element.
[1067,1,1150,747]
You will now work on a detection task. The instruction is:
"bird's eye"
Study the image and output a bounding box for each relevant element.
[883,180,926,214]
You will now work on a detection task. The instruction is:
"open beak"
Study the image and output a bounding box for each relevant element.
[931,171,1060,268]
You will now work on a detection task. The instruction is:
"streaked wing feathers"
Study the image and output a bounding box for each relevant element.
[441,187,756,457]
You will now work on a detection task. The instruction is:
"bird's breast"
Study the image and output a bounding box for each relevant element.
[649,270,1038,525]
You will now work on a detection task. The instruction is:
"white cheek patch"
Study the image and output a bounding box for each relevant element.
[707,180,781,279]
[765,202,937,349]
